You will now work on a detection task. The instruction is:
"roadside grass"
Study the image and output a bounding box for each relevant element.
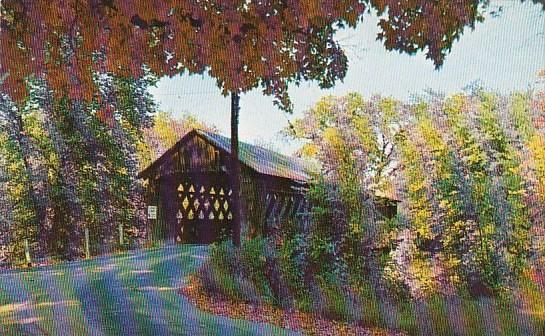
[3,242,541,335]
[356,281,545,335]
[425,295,451,335]
[3,242,540,336]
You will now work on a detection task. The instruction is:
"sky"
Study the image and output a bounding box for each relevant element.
[150,1,545,155]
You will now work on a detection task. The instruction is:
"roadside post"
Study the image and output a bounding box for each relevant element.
[84,227,90,259]
[24,239,31,267]
[119,223,124,247]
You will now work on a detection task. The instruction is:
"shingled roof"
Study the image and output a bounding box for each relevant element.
[138,129,314,182]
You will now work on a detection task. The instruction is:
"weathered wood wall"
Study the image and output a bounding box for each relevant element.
[144,134,309,244]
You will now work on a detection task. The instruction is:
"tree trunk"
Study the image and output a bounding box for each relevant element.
[12,114,47,251]
[231,92,242,247]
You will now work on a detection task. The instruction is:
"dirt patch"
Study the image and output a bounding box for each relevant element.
[180,275,406,336]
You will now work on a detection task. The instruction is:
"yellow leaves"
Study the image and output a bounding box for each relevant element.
[399,133,435,237]
[118,167,129,176]
[510,93,533,140]
[408,180,426,193]
[465,150,486,167]
[322,127,343,150]
[528,133,545,176]
[523,133,545,201]
[482,223,496,236]
[417,116,448,155]
[379,97,399,122]
[415,225,432,240]
[413,101,429,120]
[346,92,365,115]
[136,140,153,170]
[349,221,363,235]
[153,111,180,148]
[300,143,318,158]
[438,200,450,209]
[352,114,376,150]
[408,257,434,280]
[444,94,467,118]
[507,165,521,175]
[313,96,335,121]
[507,189,526,196]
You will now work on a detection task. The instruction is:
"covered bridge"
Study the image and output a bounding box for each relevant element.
[138,129,399,244]
[138,129,312,244]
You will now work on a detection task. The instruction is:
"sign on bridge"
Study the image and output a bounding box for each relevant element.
[147,206,158,220]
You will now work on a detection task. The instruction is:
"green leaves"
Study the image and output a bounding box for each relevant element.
[0,74,154,261]
[287,91,545,297]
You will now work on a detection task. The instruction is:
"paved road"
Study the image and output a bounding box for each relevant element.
[0,245,300,336]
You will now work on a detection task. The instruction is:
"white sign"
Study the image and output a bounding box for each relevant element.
[147,206,158,220]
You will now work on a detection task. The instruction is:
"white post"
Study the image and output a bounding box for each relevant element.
[119,223,124,247]
[24,239,31,267]
[84,227,90,259]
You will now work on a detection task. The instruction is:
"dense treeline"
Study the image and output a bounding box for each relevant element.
[288,90,545,297]
[0,75,156,263]
[395,91,544,295]
[198,90,545,334]
[0,70,218,264]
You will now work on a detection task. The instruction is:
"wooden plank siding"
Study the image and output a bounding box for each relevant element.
[141,130,311,244]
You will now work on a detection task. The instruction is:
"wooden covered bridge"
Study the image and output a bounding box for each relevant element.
[138,129,399,244]
[138,129,313,244]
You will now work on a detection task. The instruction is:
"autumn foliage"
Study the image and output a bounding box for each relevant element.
[3,1,541,111]
[190,90,545,334]
[1,0,364,110]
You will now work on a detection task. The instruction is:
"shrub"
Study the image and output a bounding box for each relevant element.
[198,238,278,304]
[316,274,360,322]
[350,278,385,328]
[198,240,263,302]
[240,238,273,299]
[198,262,245,301]
[278,233,308,295]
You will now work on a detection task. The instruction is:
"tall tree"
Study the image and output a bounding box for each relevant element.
[0,74,155,261]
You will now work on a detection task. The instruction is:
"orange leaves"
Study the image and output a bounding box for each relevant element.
[375,0,483,68]
[97,103,116,127]
[1,0,511,109]
[1,0,365,111]
[180,274,403,336]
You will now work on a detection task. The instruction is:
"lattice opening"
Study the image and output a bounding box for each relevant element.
[177,181,233,222]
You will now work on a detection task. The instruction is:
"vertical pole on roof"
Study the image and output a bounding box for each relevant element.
[231,92,242,247]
